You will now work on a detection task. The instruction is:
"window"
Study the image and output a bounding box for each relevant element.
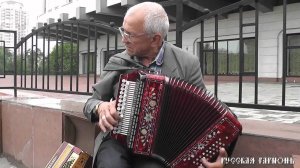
[82,52,96,74]
[287,34,300,76]
[200,38,255,76]
[228,40,239,75]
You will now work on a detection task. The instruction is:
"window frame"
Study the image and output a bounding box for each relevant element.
[200,37,255,76]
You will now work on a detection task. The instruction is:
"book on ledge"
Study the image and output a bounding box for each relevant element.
[45,142,92,168]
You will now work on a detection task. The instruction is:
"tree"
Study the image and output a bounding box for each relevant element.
[0,46,14,75]
[16,48,44,75]
[49,42,78,75]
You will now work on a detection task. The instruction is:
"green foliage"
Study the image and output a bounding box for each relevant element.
[1,42,78,75]
[288,49,300,76]
[49,42,78,75]
[19,48,44,75]
[0,46,14,75]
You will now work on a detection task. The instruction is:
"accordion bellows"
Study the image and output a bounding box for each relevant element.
[111,70,242,168]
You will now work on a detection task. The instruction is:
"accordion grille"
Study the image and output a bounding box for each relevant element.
[153,78,228,164]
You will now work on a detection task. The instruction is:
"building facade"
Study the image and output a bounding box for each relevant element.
[34,0,300,81]
[0,0,27,47]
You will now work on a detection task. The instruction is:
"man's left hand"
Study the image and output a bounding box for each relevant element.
[200,147,227,168]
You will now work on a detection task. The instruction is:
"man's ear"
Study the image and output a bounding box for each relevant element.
[151,34,163,46]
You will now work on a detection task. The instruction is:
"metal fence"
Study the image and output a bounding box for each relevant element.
[0,19,119,95]
[0,30,17,96]
[182,0,300,112]
[0,0,299,112]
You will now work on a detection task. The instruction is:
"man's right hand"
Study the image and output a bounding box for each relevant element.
[97,100,120,132]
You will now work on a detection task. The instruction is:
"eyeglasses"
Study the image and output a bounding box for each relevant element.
[118,27,147,42]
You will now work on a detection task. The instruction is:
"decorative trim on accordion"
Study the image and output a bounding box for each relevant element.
[132,77,165,155]
[170,117,241,168]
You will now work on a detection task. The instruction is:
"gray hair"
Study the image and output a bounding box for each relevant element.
[125,2,169,39]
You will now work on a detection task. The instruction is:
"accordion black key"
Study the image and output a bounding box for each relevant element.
[111,70,242,168]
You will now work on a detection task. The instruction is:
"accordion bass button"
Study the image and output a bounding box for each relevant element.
[149,100,157,107]
[141,129,147,135]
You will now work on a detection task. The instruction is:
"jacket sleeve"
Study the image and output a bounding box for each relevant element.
[83,70,121,122]
[83,54,129,122]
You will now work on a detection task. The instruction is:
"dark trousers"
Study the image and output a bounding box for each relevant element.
[94,138,166,168]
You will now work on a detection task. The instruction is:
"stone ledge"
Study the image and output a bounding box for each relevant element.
[0,96,87,120]
[240,119,300,141]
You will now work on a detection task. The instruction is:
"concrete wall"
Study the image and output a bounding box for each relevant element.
[0,98,97,168]
[1,101,62,168]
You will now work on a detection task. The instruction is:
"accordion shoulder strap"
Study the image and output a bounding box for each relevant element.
[104,53,147,71]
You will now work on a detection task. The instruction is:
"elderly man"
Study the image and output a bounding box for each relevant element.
[83,2,227,168]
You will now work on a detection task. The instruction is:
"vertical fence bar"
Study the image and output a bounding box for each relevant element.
[24,39,27,88]
[176,0,183,48]
[3,42,5,78]
[20,38,24,87]
[35,32,38,89]
[14,31,17,97]
[47,25,50,90]
[61,22,64,91]
[200,21,204,75]
[106,33,110,67]
[115,32,118,54]
[254,0,259,104]
[214,15,219,97]
[76,22,80,92]
[31,32,34,89]
[70,23,74,91]
[282,0,287,106]
[226,41,229,74]
[238,7,244,103]
[55,24,59,90]
[94,25,98,84]
[87,23,91,92]
[42,28,46,90]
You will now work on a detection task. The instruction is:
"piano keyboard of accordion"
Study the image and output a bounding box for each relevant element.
[111,70,242,168]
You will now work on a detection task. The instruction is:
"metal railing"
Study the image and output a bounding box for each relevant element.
[185,0,300,112]
[0,30,17,97]
[0,0,299,113]
[10,19,119,95]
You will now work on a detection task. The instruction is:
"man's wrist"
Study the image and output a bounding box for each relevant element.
[93,102,101,117]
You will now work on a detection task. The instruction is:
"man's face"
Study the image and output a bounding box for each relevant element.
[121,13,153,57]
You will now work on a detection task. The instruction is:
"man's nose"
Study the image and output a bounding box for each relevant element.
[121,36,129,43]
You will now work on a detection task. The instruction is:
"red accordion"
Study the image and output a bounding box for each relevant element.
[111,70,242,168]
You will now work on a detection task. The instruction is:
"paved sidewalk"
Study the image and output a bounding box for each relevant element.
[0,157,17,168]
[205,82,300,124]
[0,154,23,168]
